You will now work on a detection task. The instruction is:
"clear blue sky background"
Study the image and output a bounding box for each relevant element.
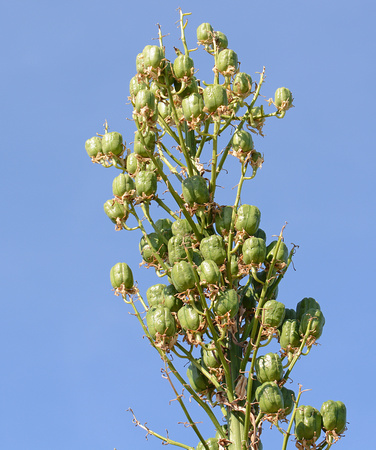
[1,1,375,449]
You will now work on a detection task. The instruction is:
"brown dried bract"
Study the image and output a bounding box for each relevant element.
[115,217,124,231]
[114,191,135,204]
[91,151,126,168]
[133,192,157,205]
[295,436,319,450]
[153,332,178,352]
[139,259,164,273]
[234,374,248,400]
[113,284,139,298]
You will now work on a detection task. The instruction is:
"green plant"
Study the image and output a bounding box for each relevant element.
[85,10,346,450]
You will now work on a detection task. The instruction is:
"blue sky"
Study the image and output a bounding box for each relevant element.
[1,1,375,449]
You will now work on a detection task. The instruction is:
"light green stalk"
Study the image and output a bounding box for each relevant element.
[141,202,169,246]
[128,297,218,450]
[163,359,209,449]
[158,141,185,175]
[174,343,225,394]
[154,197,179,220]
[281,385,307,450]
[216,68,266,176]
[131,127,202,241]
[130,205,171,274]
[179,10,191,56]
[209,120,220,198]
[283,321,313,382]
[162,67,195,177]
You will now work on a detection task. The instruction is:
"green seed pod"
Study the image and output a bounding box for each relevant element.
[197,260,221,285]
[320,400,347,434]
[215,206,233,236]
[201,343,221,369]
[135,171,157,196]
[203,85,228,113]
[142,44,164,69]
[239,285,256,312]
[103,199,128,223]
[187,359,211,393]
[230,255,240,279]
[126,153,139,175]
[280,319,301,349]
[192,249,204,267]
[281,387,296,416]
[162,284,182,312]
[182,93,205,120]
[299,308,325,339]
[196,438,219,450]
[175,76,199,99]
[102,132,123,156]
[155,218,173,241]
[178,304,202,331]
[249,105,265,129]
[85,136,102,157]
[216,49,238,75]
[213,289,239,318]
[254,228,266,241]
[235,204,261,236]
[275,87,293,111]
[214,31,228,50]
[158,101,172,120]
[136,53,145,74]
[110,263,134,289]
[256,381,284,413]
[146,157,163,173]
[135,89,156,113]
[171,261,196,292]
[133,130,156,157]
[281,308,296,323]
[173,54,194,80]
[262,300,286,328]
[278,307,296,334]
[233,72,253,98]
[150,80,168,99]
[171,218,193,237]
[232,129,254,154]
[242,237,266,265]
[139,232,167,263]
[146,305,176,339]
[129,75,148,98]
[296,297,321,321]
[294,405,322,441]
[255,353,283,383]
[168,234,193,265]
[251,151,263,166]
[182,175,210,205]
[266,240,289,264]
[200,235,226,265]
[146,284,167,307]
[158,60,174,85]
[252,269,279,300]
[197,23,214,44]
[149,81,159,95]
[112,173,135,198]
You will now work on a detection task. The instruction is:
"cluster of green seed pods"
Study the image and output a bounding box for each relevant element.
[86,11,346,450]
